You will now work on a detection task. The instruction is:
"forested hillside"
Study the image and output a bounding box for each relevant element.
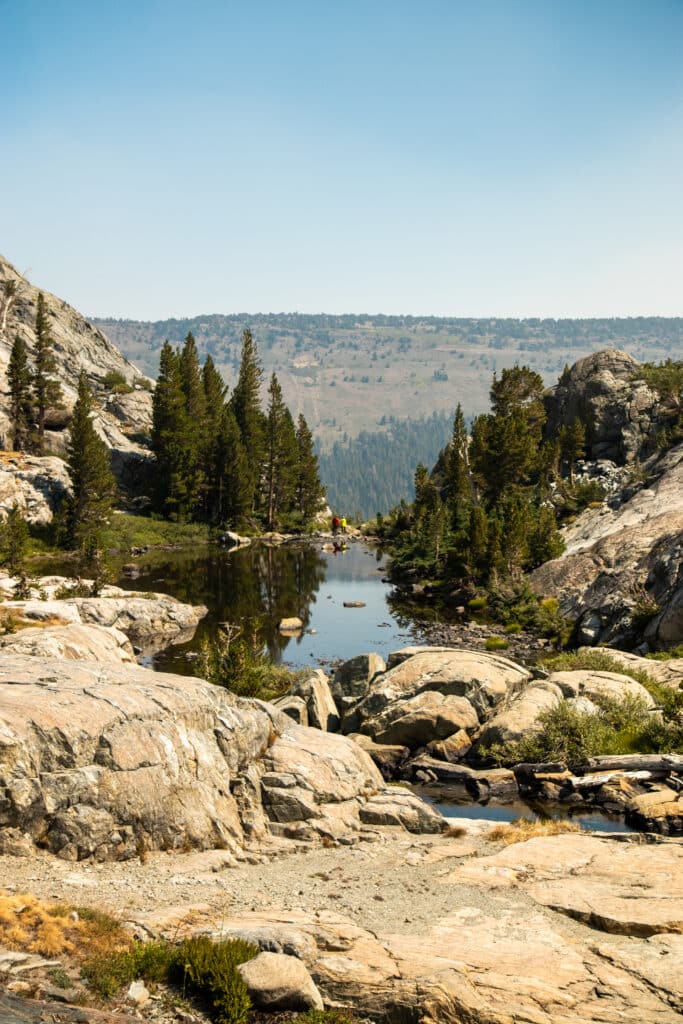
[318,412,453,520]
[96,314,683,449]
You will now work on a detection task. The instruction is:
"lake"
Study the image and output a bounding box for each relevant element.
[113,540,416,674]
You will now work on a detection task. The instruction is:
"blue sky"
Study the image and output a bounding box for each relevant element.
[3,0,683,318]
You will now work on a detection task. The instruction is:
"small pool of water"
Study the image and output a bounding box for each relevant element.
[419,792,636,833]
[111,541,415,673]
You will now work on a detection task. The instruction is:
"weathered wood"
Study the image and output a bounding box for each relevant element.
[569,770,656,790]
[577,754,683,774]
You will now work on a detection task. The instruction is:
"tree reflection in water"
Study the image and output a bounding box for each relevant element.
[115,543,327,673]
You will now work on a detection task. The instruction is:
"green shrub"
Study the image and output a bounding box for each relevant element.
[468,595,488,611]
[102,370,133,395]
[83,934,258,1024]
[647,643,683,660]
[485,636,509,651]
[173,936,258,1024]
[197,622,307,700]
[504,622,522,634]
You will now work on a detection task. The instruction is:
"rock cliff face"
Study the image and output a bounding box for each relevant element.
[544,348,662,462]
[531,442,683,647]
[0,256,153,503]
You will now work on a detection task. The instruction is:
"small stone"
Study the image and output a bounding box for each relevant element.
[127,979,150,1006]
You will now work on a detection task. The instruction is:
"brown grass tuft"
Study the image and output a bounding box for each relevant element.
[487,818,581,846]
[0,891,130,961]
[443,824,467,838]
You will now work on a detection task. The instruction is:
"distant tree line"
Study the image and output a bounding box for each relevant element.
[318,412,453,520]
[151,329,325,529]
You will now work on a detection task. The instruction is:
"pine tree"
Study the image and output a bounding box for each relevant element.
[295,413,325,525]
[202,354,227,442]
[0,502,29,575]
[7,335,33,451]
[177,332,207,517]
[215,405,251,524]
[65,370,117,550]
[151,342,190,518]
[230,328,265,514]
[264,373,297,529]
[468,504,489,576]
[559,419,586,484]
[202,354,229,522]
[33,293,63,453]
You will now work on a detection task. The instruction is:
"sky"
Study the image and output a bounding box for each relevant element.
[3,0,683,320]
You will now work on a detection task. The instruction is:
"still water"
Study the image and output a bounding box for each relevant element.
[114,541,415,674]
[419,793,636,833]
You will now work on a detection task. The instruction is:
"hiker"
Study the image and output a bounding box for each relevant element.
[340,516,347,533]
[332,514,340,535]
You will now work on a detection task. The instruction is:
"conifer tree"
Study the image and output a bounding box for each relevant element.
[65,370,117,551]
[177,332,207,517]
[559,419,586,484]
[295,413,325,524]
[468,504,489,576]
[0,502,29,575]
[202,354,227,442]
[7,335,33,451]
[264,373,297,528]
[151,341,190,518]
[230,328,265,514]
[215,406,251,525]
[33,293,63,453]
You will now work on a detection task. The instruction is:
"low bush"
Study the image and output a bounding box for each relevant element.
[197,622,307,700]
[102,371,133,395]
[468,595,488,611]
[485,636,509,651]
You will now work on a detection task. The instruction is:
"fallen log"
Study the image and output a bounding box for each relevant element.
[569,770,657,790]
[576,754,683,774]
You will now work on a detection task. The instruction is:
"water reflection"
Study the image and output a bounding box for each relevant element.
[113,542,410,674]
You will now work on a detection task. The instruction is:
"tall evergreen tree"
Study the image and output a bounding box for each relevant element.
[33,293,63,453]
[215,406,251,525]
[559,419,586,484]
[151,342,191,518]
[7,335,33,451]
[264,373,297,528]
[230,328,265,514]
[295,413,325,524]
[65,371,117,550]
[202,354,227,440]
[177,332,208,517]
[0,502,29,576]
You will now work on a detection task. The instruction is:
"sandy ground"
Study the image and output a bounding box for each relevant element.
[0,820,595,943]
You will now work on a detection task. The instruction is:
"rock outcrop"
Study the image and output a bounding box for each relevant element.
[0,257,153,497]
[0,623,135,664]
[0,652,444,861]
[211,832,683,1024]
[531,441,683,647]
[0,453,71,523]
[544,348,661,462]
[2,586,207,651]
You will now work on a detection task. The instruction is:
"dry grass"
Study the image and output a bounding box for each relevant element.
[0,891,130,961]
[443,824,467,838]
[487,818,581,846]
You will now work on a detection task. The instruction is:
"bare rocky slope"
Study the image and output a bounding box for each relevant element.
[0,256,153,511]
[531,440,683,648]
